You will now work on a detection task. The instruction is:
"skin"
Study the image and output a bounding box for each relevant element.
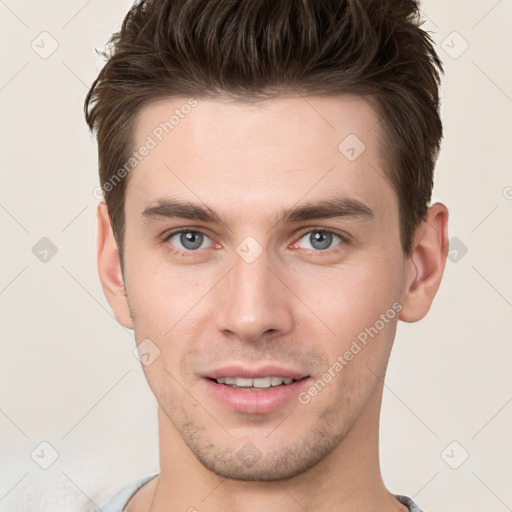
[97,94,449,512]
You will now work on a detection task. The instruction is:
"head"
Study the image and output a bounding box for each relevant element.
[86,0,448,482]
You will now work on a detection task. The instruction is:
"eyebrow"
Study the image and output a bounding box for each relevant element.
[141,195,374,227]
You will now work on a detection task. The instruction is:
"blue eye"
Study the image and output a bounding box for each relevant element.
[167,230,211,251]
[296,230,343,251]
[163,228,347,258]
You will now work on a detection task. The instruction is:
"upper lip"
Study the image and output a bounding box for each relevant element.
[203,365,310,380]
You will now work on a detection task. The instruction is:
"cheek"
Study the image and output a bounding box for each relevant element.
[126,262,210,379]
[293,258,402,332]
[289,258,403,399]
[124,252,207,336]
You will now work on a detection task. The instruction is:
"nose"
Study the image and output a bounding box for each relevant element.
[214,246,294,342]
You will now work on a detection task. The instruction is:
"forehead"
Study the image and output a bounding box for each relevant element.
[133,94,379,157]
[126,94,396,224]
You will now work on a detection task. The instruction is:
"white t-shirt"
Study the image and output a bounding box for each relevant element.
[91,473,425,511]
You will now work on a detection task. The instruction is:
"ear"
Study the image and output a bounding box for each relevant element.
[399,202,449,323]
[96,202,134,329]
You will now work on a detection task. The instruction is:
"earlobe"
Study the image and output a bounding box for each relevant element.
[96,202,134,329]
[399,203,449,323]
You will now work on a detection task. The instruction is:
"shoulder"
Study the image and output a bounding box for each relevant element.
[394,494,425,512]
[90,473,159,512]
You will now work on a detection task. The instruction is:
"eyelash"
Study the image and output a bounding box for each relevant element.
[161,227,350,258]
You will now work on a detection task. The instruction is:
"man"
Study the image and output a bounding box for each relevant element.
[85,0,448,510]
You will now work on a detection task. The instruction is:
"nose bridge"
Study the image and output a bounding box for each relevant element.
[215,242,293,341]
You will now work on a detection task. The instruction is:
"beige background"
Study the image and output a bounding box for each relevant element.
[1,0,511,510]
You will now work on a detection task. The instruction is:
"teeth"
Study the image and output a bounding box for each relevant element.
[252,377,272,388]
[215,376,296,388]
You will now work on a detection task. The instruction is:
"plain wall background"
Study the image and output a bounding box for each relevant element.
[0,1,511,510]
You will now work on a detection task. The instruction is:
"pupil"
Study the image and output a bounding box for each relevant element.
[181,231,203,250]
[311,231,332,250]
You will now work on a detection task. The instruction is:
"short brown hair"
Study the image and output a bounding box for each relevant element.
[84,0,443,269]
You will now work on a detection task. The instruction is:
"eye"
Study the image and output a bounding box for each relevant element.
[165,230,213,253]
[295,229,345,251]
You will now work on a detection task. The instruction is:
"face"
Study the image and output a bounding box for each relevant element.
[119,94,410,480]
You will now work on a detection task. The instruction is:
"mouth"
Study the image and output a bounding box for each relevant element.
[208,376,302,390]
[202,367,311,414]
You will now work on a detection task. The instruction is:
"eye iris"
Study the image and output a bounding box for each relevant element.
[180,231,203,250]
[310,231,332,250]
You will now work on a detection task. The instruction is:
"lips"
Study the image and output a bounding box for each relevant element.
[201,364,311,414]
[215,376,296,388]
[204,365,309,381]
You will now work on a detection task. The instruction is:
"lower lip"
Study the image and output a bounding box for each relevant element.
[203,378,311,414]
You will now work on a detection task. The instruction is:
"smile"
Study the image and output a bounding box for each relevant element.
[213,376,297,389]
